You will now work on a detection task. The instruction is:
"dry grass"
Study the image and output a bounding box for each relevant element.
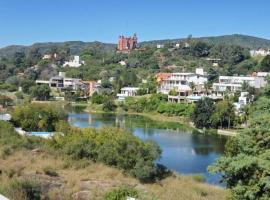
[0,149,228,200]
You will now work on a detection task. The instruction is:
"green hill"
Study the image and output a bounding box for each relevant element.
[0,34,270,58]
[140,34,270,49]
[0,41,116,58]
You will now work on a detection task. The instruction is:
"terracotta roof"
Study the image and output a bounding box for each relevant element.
[156,73,172,80]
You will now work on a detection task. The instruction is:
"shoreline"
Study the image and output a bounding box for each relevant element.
[83,104,238,137]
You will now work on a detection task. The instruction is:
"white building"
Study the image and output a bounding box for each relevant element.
[234,92,250,111]
[36,72,82,91]
[119,60,126,66]
[63,56,84,68]
[213,75,267,95]
[117,87,139,101]
[250,49,270,57]
[157,44,164,49]
[156,68,208,102]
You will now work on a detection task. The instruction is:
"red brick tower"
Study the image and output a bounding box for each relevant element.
[118,34,138,52]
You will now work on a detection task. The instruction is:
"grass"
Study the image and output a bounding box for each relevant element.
[0,149,228,200]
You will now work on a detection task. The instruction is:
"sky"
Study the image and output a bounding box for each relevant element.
[0,0,270,47]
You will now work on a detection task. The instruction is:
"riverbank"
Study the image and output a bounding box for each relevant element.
[83,103,239,137]
[29,101,239,137]
[0,148,228,200]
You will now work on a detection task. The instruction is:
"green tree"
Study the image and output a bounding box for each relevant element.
[259,54,270,72]
[210,91,270,200]
[30,85,51,101]
[192,97,215,129]
[211,100,236,129]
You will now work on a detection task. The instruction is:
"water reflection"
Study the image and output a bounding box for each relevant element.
[68,112,226,185]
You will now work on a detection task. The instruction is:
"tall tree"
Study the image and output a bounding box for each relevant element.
[192,97,215,129]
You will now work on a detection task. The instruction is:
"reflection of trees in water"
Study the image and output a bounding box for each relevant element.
[191,134,227,155]
[65,104,87,113]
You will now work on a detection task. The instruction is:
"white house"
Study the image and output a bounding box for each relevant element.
[234,92,250,111]
[117,87,139,101]
[250,49,270,57]
[157,44,164,49]
[156,68,208,103]
[63,56,84,68]
[36,72,83,91]
[212,75,267,95]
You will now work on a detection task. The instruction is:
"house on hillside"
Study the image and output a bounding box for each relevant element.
[36,72,83,91]
[63,56,85,68]
[212,74,267,96]
[156,68,208,103]
[117,87,139,101]
[250,49,270,57]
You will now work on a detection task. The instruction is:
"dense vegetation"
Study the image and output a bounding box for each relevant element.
[11,103,67,132]
[192,98,237,129]
[209,84,270,199]
[52,123,166,182]
[4,103,167,184]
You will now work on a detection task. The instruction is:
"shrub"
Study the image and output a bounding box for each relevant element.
[2,178,42,200]
[91,92,106,104]
[11,103,67,132]
[191,174,206,183]
[49,126,163,182]
[102,100,117,112]
[104,187,139,200]
[43,166,58,177]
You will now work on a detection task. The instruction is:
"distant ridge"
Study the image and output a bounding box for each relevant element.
[140,34,270,49]
[0,41,116,58]
[1,34,270,58]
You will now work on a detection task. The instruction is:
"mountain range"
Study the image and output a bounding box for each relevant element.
[0,34,270,58]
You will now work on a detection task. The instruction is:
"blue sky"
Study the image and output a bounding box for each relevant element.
[0,0,269,47]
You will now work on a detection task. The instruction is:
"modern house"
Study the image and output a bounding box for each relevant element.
[63,56,84,68]
[156,68,208,102]
[212,74,267,96]
[117,87,139,101]
[36,72,83,91]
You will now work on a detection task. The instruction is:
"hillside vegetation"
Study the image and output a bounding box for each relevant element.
[1,34,270,59]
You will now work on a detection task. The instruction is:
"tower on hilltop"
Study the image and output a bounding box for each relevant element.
[118,34,138,52]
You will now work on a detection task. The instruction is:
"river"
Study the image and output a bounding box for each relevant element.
[68,112,227,185]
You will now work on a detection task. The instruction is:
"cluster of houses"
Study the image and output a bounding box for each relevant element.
[155,68,268,109]
[36,72,98,99]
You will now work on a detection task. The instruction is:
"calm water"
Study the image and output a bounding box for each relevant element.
[68,112,227,185]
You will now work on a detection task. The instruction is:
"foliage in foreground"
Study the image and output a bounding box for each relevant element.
[50,123,167,182]
[0,178,41,200]
[210,96,270,200]
[104,187,139,200]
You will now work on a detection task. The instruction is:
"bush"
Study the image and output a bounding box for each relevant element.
[12,103,67,132]
[102,100,117,112]
[1,178,41,200]
[42,166,58,177]
[91,92,106,104]
[157,102,194,117]
[49,126,162,182]
[191,174,206,183]
[104,187,139,200]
